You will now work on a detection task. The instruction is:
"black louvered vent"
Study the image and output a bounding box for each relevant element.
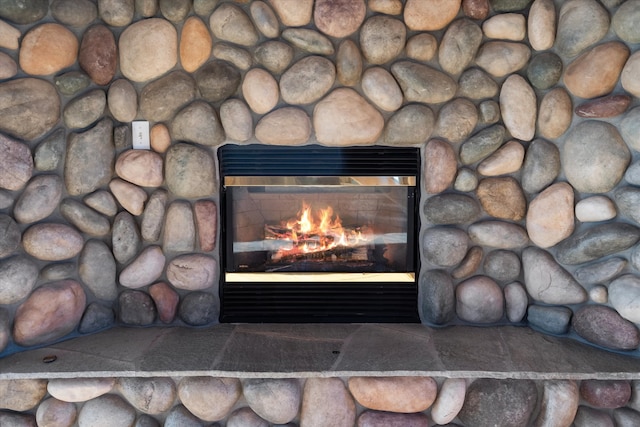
[218,144,420,323]
[218,144,420,177]
[221,283,419,323]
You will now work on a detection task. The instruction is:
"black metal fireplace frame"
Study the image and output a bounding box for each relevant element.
[218,144,420,323]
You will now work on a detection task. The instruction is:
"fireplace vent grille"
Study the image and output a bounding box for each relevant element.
[221,282,419,323]
[218,144,420,323]
[219,144,420,177]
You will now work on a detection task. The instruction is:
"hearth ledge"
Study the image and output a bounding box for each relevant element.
[1,324,639,380]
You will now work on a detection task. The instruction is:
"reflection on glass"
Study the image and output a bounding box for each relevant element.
[228,185,411,274]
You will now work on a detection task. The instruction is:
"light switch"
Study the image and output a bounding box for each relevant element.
[132,121,150,150]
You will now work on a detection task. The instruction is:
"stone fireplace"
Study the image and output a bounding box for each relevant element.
[1,0,640,425]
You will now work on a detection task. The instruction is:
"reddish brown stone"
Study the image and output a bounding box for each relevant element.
[575,94,632,118]
[13,280,86,347]
[194,200,217,252]
[79,25,117,86]
[149,282,179,323]
[572,305,640,351]
[580,380,631,409]
[476,177,526,221]
[314,0,366,38]
[462,0,489,19]
[424,139,457,194]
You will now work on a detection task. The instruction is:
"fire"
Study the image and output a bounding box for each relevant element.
[286,203,339,237]
[267,202,371,261]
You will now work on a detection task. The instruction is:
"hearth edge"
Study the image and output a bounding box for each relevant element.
[2,324,640,381]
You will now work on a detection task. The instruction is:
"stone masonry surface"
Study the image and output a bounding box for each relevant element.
[1,0,640,425]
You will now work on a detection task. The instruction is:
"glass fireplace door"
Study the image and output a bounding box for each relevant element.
[225,176,416,283]
[218,144,420,323]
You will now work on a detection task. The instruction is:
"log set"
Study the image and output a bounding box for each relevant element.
[265,223,372,265]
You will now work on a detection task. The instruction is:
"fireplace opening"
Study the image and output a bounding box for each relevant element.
[218,145,420,323]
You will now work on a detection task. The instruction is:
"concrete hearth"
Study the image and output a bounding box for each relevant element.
[3,324,640,380]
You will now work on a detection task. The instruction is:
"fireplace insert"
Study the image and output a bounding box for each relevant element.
[218,144,420,322]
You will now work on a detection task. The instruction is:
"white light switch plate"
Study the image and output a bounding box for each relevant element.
[132,121,150,150]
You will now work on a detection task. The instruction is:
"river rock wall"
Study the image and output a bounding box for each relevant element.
[1,0,640,424]
[2,375,640,426]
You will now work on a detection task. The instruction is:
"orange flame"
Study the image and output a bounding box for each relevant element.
[277,202,368,257]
